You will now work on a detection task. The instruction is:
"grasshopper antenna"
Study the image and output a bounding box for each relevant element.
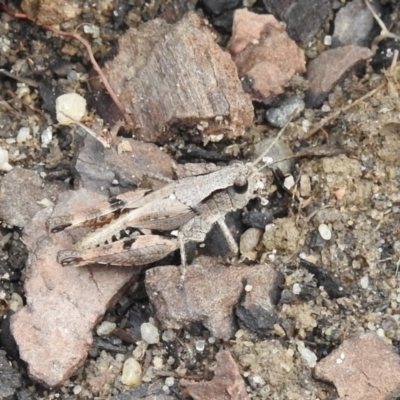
[251,109,299,172]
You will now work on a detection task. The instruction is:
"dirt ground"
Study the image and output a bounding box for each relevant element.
[1,1,400,399]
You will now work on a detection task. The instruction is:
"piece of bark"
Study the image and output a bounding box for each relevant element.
[305,45,373,108]
[104,12,253,143]
[11,189,138,387]
[314,332,400,400]
[228,9,306,103]
[186,350,249,400]
[145,257,282,340]
[0,167,67,228]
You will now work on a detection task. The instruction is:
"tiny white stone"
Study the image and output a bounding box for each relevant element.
[161,329,175,342]
[360,275,369,289]
[297,340,317,367]
[0,148,12,171]
[121,358,142,387]
[153,356,163,369]
[41,126,53,146]
[56,93,87,125]
[284,175,295,190]
[245,284,253,292]
[16,127,31,143]
[195,340,205,352]
[377,328,385,337]
[323,35,332,46]
[140,322,160,344]
[9,292,23,312]
[73,385,83,395]
[96,321,116,336]
[293,283,302,295]
[165,376,175,387]
[318,223,332,240]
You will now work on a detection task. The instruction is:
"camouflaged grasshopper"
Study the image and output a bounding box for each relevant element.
[47,119,293,273]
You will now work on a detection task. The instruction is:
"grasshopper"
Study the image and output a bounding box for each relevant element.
[48,119,293,274]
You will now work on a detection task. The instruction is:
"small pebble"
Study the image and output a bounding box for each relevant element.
[16,127,31,143]
[56,93,87,125]
[165,376,175,387]
[244,284,253,292]
[239,227,263,254]
[195,340,205,352]
[360,275,369,289]
[297,340,317,367]
[293,283,302,295]
[318,223,332,240]
[153,356,163,369]
[161,329,175,342]
[41,126,53,146]
[284,175,295,190]
[140,322,160,344]
[73,385,82,395]
[121,358,142,387]
[9,292,23,312]
[0,148,12,171]
[265,97,305,128]
[96,321,116,336]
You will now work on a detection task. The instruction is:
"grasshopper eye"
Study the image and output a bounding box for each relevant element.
[233,176,248,194]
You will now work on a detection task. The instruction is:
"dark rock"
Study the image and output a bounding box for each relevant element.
[242,210,274,230]
[38,81,63,121]
[201,0,241,15]
[262,0,332,45]
[265,97,305,128]
[332,0,378,48]
[0,349,22,399]
[300,259,348,299]
[305,46,373,108]
[371,39,400,72]
[211,10,235,34]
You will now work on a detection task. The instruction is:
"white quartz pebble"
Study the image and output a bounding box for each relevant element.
[0,148,12,171]
[56,93,87,125]
[96,321,116,336]
[121,358,142,387]
[318,223,332,240]
[140,322,160,344]
[16,127,31,143]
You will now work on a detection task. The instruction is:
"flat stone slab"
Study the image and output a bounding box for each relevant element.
[11,189,137,387]
[314,332,400,400]
[145,257,283,340]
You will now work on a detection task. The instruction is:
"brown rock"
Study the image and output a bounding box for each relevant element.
[145,257,282,340]
[262,0,332,45]
[186,350,249,400]
[305,45,373,107]
[104,12,253,143]
[228,9,305,103]
[0,167,66,228]
[314,332,400,400]
[21,0,81,25]
[11,189,138,387]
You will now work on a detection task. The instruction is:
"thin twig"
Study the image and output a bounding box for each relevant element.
[0,2,133,126]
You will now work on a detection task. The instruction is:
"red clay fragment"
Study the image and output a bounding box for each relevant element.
[11,189,137,387]
[228,9,305,103]
[186,350,249,400]
[314,332,400,400]
[104,12,253,143]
